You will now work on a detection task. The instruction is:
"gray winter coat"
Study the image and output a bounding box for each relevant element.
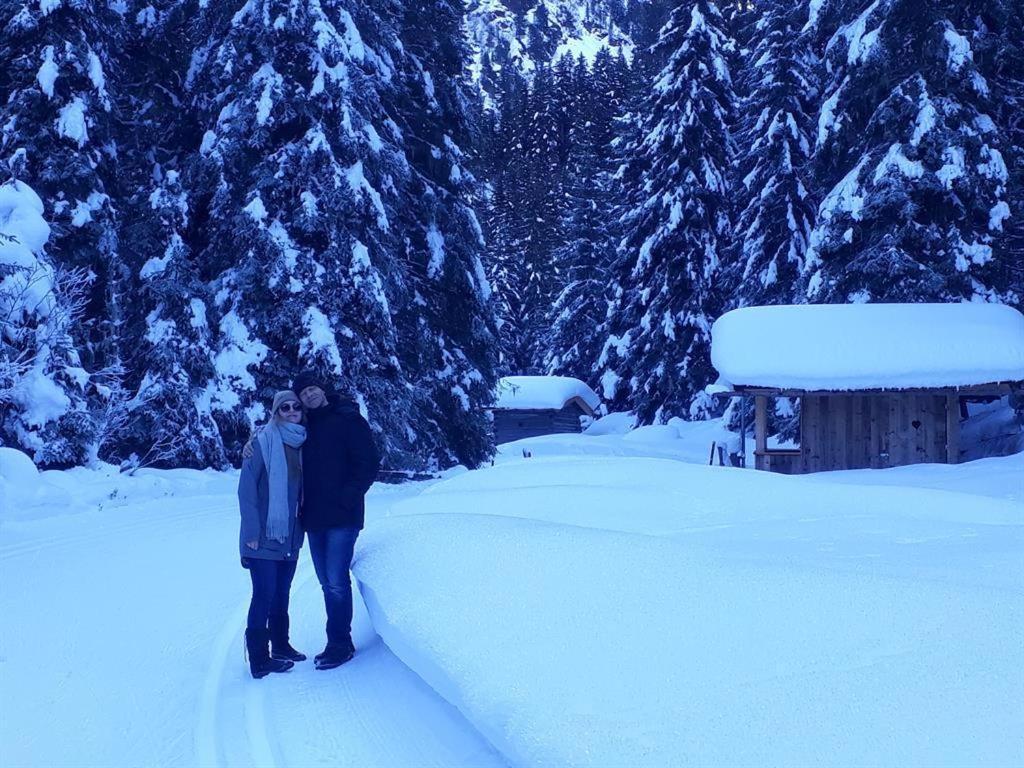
[238,441,304,562]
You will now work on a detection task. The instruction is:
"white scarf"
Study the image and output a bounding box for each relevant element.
[257,420,307,542]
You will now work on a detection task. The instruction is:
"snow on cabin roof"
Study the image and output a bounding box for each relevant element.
[711,303,1024,392]
[494,376,601,412]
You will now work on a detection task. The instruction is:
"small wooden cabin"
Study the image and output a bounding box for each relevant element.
[491,376,601,444]
[710,303,1024,474]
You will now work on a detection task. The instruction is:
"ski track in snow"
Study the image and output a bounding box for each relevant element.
[1,483,506,768]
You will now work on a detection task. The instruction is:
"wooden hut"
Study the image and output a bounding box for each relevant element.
[709,303,1024,474]
[491,376,601,444]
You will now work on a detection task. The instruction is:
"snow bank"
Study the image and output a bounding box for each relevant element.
[0,447,38,485]
[0,459,234,522]
[386,455,1023,540]
[494,375,601,411]
[0,448,41,510]
[497,414,765,466]
[808,450,1024,505]
[712,303,1024,391]
[581,411,636,436]
[356,500,1023,767]
[358,453,1023,765]
[959,399,1024,460]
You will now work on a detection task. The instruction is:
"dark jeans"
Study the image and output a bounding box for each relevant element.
[307,527,359,650]
[246,558,298,635]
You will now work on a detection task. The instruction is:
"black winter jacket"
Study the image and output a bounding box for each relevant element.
[301,395,381,532]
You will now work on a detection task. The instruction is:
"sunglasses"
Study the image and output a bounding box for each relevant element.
[278,403,302,414]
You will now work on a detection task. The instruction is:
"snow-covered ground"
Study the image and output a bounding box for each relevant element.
[0,453,505,768]
[2,415,1022,767]
[356,422,1024,767]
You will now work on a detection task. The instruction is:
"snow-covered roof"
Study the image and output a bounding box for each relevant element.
[493,376,601,412]
[711,303,1024,392]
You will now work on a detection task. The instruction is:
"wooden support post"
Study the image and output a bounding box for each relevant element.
[946,394,961,464]
[739,398,747,468]
[755,395,768,471]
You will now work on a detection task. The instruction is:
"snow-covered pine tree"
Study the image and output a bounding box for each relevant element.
[0,0,130,462]
[805,0,1015,304]
[504,65,567,371]
[186,0,416,462]
[482,64,563,374]
[483,168,530,374]
[988,0,1024,307]
[729,0,817,307]
[0,179,96,466]
[118,165,227,469]
[389,0,500,468]
[104,1,226,470]
[544,50,630,381]
[599,0,736,423]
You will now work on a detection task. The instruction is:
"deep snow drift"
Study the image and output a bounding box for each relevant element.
[354,443,1024,766]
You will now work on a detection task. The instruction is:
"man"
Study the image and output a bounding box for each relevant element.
[290,370,381,670]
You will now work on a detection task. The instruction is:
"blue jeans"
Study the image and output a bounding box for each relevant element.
[307,527,359,650]
[246,558,297,633]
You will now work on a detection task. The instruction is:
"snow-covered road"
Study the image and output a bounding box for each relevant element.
[0,475,505,768]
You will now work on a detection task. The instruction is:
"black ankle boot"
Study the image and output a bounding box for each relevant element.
[269,616,306,662]
[245,628,294,679]
[314,643,355,671]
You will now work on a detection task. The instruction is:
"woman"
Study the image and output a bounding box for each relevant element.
[238,390,308,679]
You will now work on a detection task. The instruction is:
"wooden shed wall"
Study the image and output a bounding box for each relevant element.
[800,393,954,472]
[493,406,586,443]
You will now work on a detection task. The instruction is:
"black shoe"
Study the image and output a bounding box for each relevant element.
[314,645,355,670]
[246,628,295,679]
[314,639,354,664]
[252,656,295,678]
[269,616,306,662]
[271,642,307,662]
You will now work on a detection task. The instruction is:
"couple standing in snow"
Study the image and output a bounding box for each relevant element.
[237,370,381,679]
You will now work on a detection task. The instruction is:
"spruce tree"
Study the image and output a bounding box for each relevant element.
[544,51,629,381]
[0,179,95,466]
[988,0,1024,307]
[481,73,530,375]
[118,166,226,469]
[186,0,415,461]
[391,0,500,468]
[483,65,563,374]
[0,0,129,461]
[518,65,569,369]
[107,0,226,469]
[805,0,1015,304]
[599,0,736,423]
[729,0,817,307]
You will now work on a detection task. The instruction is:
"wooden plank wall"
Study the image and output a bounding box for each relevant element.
[801,394,953,472]
[494,406,586,443]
